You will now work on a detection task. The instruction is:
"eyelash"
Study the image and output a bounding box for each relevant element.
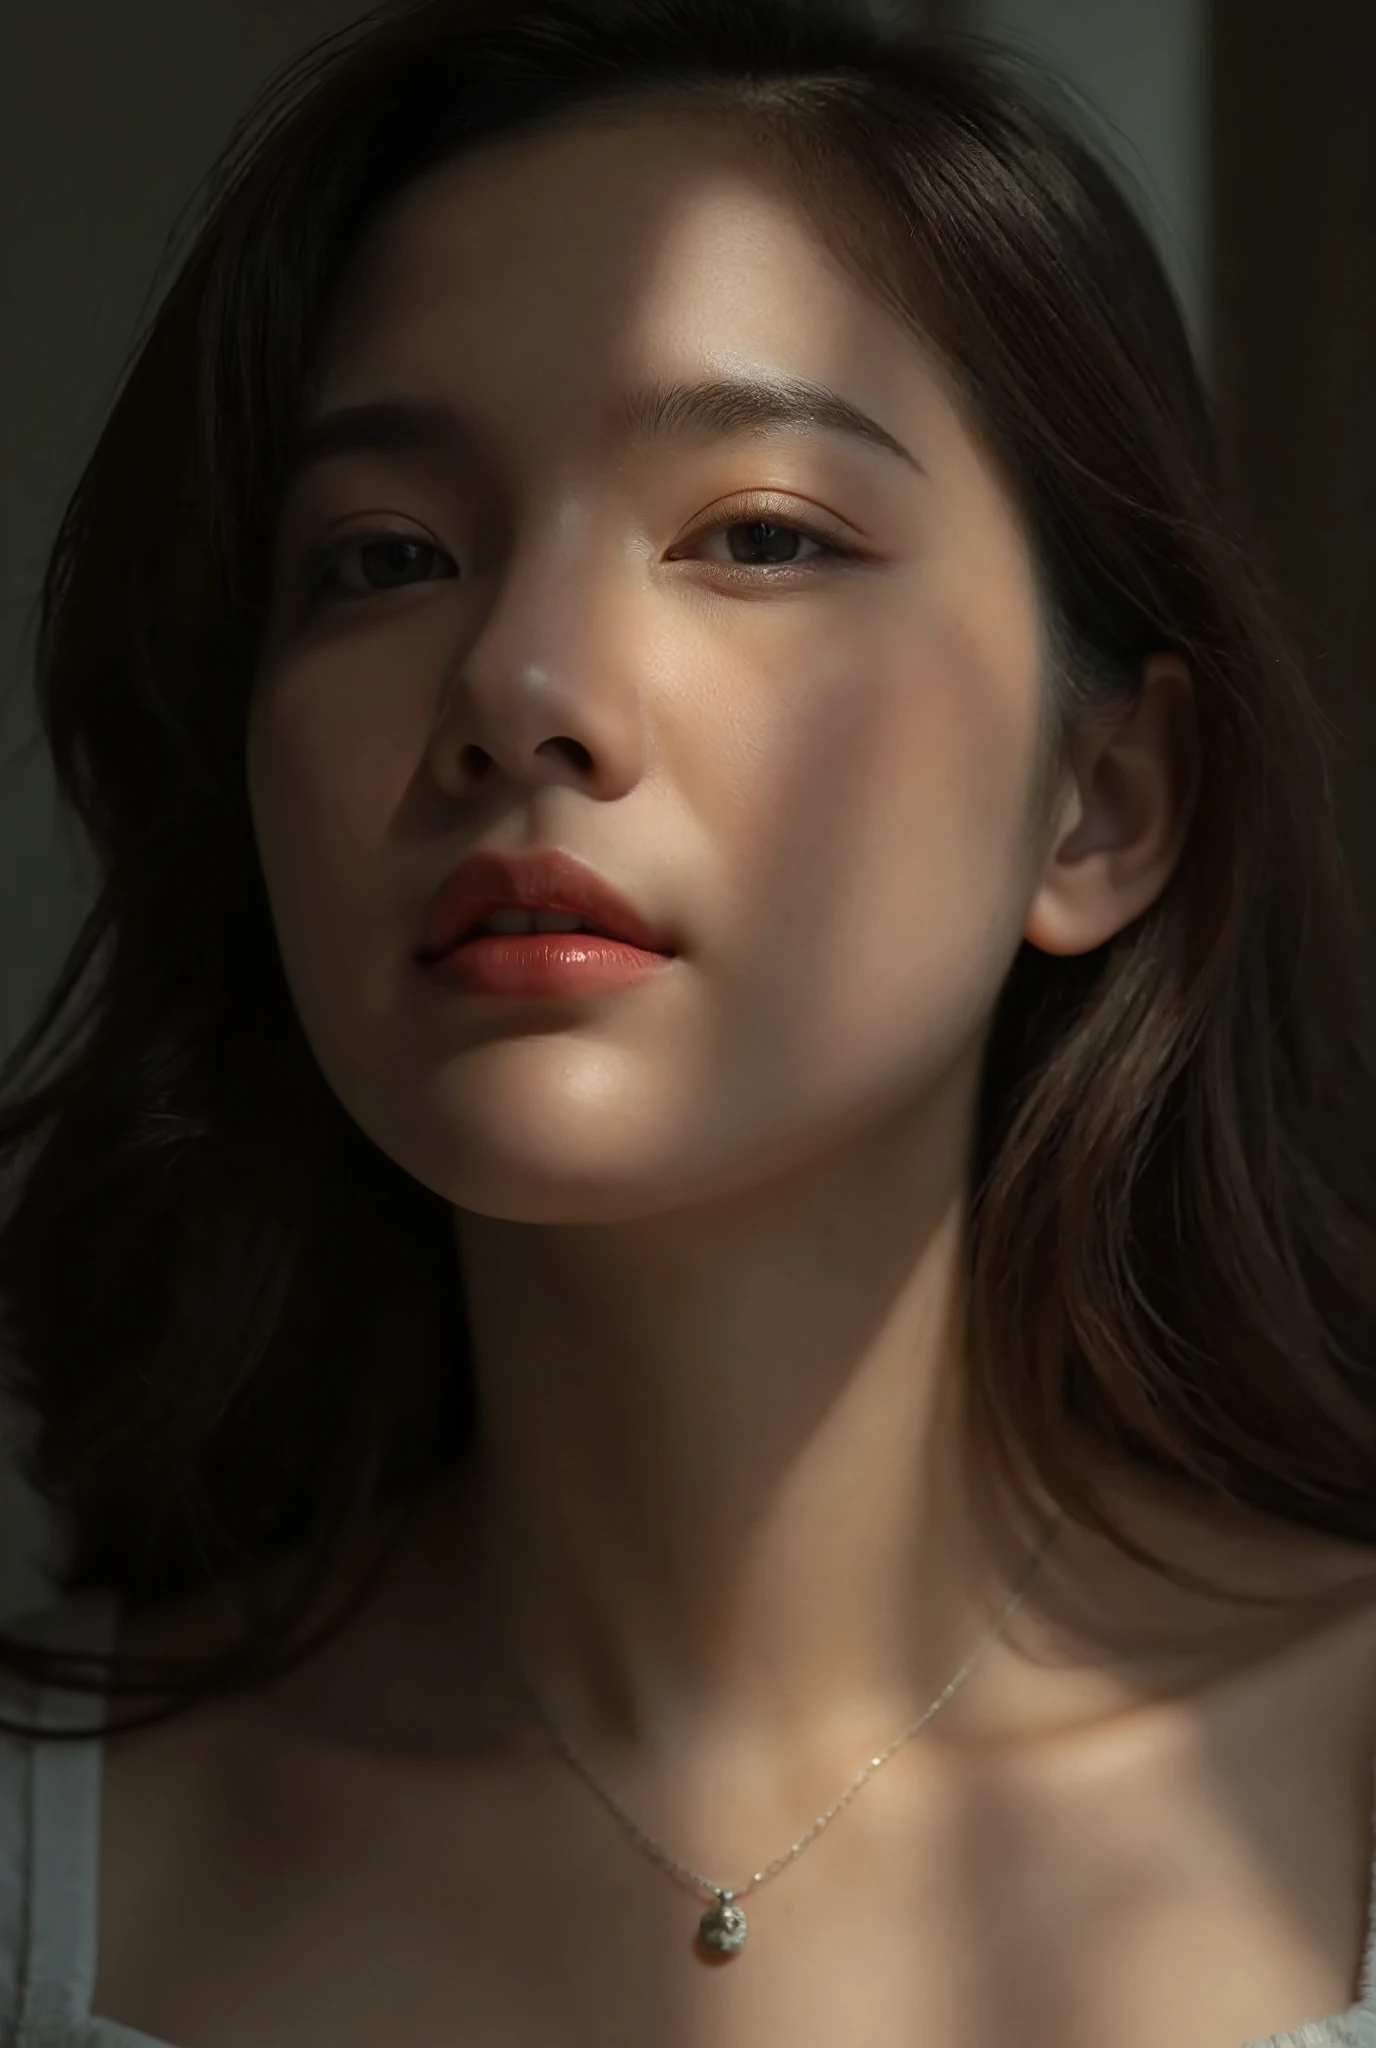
[301,508,858,606]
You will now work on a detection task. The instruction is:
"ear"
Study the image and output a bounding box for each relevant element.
[1023,653,1199,958]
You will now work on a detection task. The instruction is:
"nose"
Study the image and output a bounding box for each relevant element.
[422,523,652,805]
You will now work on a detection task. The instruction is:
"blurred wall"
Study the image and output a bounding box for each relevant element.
[1,0,357,1070]
[968,0,1209,356]
[1211,0,1376,923]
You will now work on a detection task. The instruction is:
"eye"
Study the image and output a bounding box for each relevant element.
[705,519,828,566]
[303,532,457,604]
[675,506,858,578]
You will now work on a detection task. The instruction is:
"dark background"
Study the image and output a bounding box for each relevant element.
[1212,0,1376,911]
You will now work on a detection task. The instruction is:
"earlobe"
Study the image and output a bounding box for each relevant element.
[1022,653,1199,959]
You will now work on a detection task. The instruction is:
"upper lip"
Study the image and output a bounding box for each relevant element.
[417,848,678,960]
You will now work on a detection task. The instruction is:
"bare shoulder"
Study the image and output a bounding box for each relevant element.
[107,1468,514,1763]
[92,1478,534,2046]
[1028,1468,1376,1765]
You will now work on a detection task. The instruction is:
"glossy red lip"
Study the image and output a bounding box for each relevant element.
[416,848,677,962]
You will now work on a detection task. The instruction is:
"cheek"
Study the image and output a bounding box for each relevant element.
[245,657,427,1008]
[693,604,1042,1105]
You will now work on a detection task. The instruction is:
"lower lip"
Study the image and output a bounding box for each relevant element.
[421,932,675,998]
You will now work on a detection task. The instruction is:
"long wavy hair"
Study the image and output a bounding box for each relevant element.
[3,0,1375,1740]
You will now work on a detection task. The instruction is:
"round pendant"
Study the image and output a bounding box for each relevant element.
[698,1891,748,1955]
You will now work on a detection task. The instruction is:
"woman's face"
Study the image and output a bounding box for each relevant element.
[248,110,1060,1223]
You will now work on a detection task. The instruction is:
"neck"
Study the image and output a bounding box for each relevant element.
[448,1090,1054,1788]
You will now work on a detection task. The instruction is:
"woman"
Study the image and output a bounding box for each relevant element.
[3,0,1376,2041]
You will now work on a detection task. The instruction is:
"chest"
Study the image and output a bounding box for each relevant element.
[92,1714,1375,2048]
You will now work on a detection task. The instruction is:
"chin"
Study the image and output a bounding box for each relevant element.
[355,1090,725,1225]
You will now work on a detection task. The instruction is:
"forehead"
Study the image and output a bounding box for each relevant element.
[312,108,948,445]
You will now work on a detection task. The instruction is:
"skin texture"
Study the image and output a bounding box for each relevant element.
[95,109,1376,2048]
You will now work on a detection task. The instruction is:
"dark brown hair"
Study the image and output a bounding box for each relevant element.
[4,0,1375,1740]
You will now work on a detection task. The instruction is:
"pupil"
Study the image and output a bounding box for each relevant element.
[729,520,799,565]
[370,539,426,585]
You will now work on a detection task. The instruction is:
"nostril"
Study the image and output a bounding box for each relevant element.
[536,736,594,773]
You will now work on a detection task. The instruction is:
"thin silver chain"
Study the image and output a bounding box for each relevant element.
[489,1509,1063,1907]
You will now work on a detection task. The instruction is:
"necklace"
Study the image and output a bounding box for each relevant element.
[487,1509,1063,1958]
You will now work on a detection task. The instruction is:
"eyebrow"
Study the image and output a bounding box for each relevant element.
[613,374,923,470]
[282,373,923,486]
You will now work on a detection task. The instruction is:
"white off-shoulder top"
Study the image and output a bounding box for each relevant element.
[3,1585,1376,2046]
